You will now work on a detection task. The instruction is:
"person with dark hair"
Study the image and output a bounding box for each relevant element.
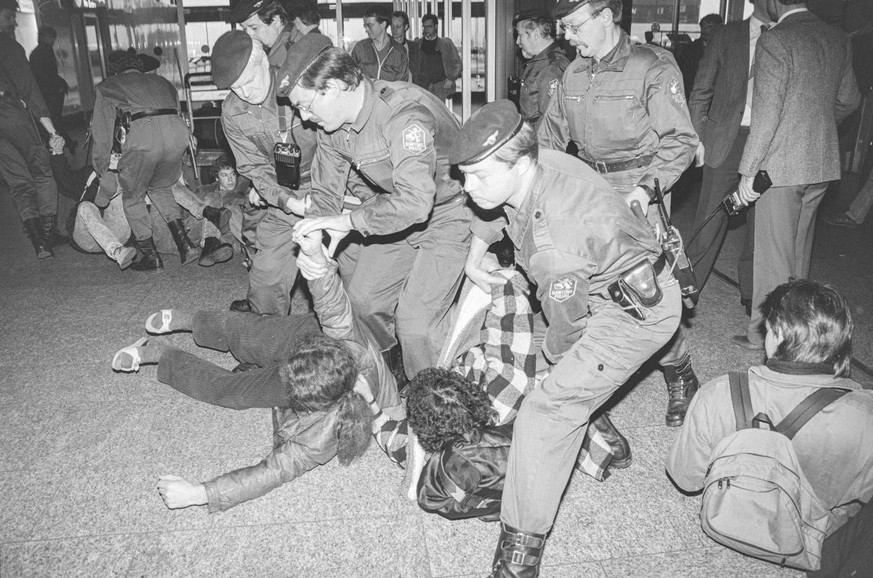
[677,13,723,99]
[456,100,682,576]
[540,0,701,431]
[29,27,67,133]
[350,4,409,81]
[210,30,322,313]
[277,37,471,385]
[293,2,321,36]
[229,0,300,67]
[668,279,873,575]
[0,0,66,259]
[732,0,860,351]
[513,10,569,127]
[110,229,405,512]
[407,13,461,100]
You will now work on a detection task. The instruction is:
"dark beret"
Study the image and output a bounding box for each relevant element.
[513,9,551,25]
[553,0,591,19]
[211,31,253,89]
[227,0,272,23]
[450,100,524,166]
[275,32,332,97]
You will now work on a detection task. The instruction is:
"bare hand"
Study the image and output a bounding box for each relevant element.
[694,143,705,167]
[248,188,267,208]
[626,186,650,216]
[293,215,352,257]
[354,374,375,404]
[157,475,208,509]
[464,252,504,293]
[285,196,306,216]
[737,174,760,205]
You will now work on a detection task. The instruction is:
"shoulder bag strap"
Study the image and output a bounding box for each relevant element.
[776,388,850,440]
[729,371,754,430]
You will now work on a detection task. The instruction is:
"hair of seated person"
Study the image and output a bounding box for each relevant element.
[406,367,497,453]
[489,234,515,268]
[279,334,372,464]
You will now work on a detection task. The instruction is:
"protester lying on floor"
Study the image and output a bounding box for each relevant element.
[110,231,405,511]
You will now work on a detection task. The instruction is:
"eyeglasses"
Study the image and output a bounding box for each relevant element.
[561,10,603,35]
[296,90,321,113]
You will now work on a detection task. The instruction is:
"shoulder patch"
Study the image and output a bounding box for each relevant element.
[548,78,559,97]
[402,123,428,154]
[669,77,686,107]
[549,276,577,303]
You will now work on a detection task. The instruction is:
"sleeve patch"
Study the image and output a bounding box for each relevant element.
[548,78,559,97]
[669,77,686,107]
[402,123,428,154]
[549,276,577,302]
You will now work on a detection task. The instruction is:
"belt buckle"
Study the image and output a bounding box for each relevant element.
[595,161,608,174]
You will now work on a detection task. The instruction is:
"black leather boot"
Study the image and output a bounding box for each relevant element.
[590,411,632,469]
[381,344,409,392]
[24,218,53,259]
[202,206,231,235]
[489,523,547,578]
[166,219,201,265]
[40,214,68,247]
[663,353,700,427]
[198,237,233,267]
[130,237,163,272]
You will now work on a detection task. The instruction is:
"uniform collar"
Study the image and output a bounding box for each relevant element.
[506,163,543,249]
[528,42,560,64]
[350,77,377,133]
[575,29,631,74]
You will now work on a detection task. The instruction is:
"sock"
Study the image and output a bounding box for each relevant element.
[138,342,166,365]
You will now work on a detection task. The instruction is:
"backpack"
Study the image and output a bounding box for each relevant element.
[700,371,848,571]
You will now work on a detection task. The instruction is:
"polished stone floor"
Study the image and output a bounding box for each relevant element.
[1,151,870,576]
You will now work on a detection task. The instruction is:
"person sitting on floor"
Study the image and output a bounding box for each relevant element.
[667,279,873,576]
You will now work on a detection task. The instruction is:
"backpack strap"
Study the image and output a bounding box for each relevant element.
[776,387,850,440]
[729,371,754,430]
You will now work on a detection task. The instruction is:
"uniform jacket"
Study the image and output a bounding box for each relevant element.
[308,78,465,237]
[221,68,318,210]
[688,19,751,169]
[739,10,860,186]
[667,361,873,537]
[518,42,570,127]
[90,70,188,175]
[0,32,50,118]
[408,36,462,99]
[472,150,661,362]
[351,37,409,82]
[538,30,698,193]
[203,258,405,512]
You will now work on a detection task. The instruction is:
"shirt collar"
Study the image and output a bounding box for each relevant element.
[778,7,808,24]
[350,77,377,133]
[765,358,835,376]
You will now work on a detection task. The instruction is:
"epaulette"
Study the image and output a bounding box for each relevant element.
[379,85,404,106]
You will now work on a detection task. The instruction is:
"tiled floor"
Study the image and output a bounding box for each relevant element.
[1,154,869,576]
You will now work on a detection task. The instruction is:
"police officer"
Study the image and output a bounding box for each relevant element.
[211,30,321,315]
[540,0,700,427]
[229,0,300,68]
[458,100,682,577]
[91,50,197,271]
[276,39,471,381]
[514,10,570,127]
[0,0,66,259]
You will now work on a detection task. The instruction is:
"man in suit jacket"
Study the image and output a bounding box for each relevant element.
[684,0,771,302]
[734,0,860,349]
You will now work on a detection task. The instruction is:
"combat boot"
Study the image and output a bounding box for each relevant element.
[663,353,699,427]
[198,237,233,267]
[489,523,547,578]
[202,206,231,235]
[590,411,632,469]
[130,237,163,272]
[40,214,68,247]
[24,218,53,260]
[166,219,201,265]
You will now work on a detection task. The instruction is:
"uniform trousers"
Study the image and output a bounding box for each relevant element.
[337,197,471,378]
[601,167,688,366]
[0,99,58,221]
[246,207,301,315]
[685,128,755,298]
[156,311,321,410]
[118,117,188,240]
[502,276,682,533]
[747,182,829,345]
[845,168,873,224]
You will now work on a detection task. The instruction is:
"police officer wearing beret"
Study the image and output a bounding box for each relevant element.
[456,100,682,577]
[229,0,301,68]
[211,30,321,314]
[539,0,701,428]
[277,41,470,382]
[513,10,570,127]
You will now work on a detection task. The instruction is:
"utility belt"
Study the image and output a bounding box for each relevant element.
[108,108,179,172]
[607,253,668,321]
[126,108,179,123]
[582,154,654,175]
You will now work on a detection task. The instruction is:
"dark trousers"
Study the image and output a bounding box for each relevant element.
[156,311,320,410]
[685,128,754,298]
[0,100,58,221]
[809,499,873,577]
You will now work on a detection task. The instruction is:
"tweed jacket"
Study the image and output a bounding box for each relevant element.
[738,11,860,185]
